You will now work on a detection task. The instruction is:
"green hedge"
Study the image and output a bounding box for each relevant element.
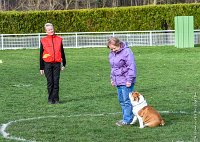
[1,3,200,34]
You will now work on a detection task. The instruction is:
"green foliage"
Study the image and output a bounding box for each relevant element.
[1,3,200,33]
[0,46,200,141]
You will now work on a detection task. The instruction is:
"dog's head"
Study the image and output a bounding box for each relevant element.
[129,91,145,106]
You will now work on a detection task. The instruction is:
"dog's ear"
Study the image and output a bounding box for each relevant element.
[133,91,139,96]
[137,92,141,97]
[132,92,139,102]
[138,93,145,102]
[133,92,140,102]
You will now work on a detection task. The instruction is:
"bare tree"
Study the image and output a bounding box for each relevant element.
[48,0,54,10]
[101,0,107,7]
[2,0,200,11]
[112,0,119,7]
[14,0,26,10]
[26,0,42,10]
[0,0,7,10]
[64,0,73,9]
[133,0,139,6]
[0,0,2,10]
[130,0,134,6]
[36,0,41,10]
[74,0,79,9]
[86,0,90,8]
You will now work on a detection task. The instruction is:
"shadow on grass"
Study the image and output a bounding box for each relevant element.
[61,92,116,103]
[161,113,191,126]
[194,44,200,47]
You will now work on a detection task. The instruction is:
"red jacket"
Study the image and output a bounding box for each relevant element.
[41,35,62,63]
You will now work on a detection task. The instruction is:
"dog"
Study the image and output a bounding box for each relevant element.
[129,91,165,128]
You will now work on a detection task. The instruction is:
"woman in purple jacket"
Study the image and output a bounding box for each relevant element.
[107,37,136,126]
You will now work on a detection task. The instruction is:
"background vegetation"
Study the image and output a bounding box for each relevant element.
[1,3,200,34]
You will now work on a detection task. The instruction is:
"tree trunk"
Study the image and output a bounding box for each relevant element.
[87,0,90,9]
[36,0,41,10]
[49,0,53,10]
[75,0,79,9]
[0,0,2,10]
[65,0,73,9]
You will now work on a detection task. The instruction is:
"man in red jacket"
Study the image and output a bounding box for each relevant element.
[40,23,66,104]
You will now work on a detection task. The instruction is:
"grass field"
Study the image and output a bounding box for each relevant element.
[0,46,199,142]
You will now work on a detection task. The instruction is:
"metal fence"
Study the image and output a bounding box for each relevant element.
[1,30,200,50]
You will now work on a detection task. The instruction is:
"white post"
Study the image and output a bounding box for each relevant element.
[76,33,78,48]
[150,31,152,46]
[1,34,3,50]
[38,33,41,49]
[126,34,129,44]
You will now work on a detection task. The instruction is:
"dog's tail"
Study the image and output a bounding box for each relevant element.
[160,119,165,126]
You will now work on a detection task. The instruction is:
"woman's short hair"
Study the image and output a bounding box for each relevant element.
[107,37,121,48]
[44,23,54,30]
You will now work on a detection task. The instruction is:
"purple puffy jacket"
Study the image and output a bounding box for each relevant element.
[109,42,136,86]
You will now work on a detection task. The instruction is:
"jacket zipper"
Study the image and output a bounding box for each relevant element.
[113,52,117,85]
[51,36,55,62]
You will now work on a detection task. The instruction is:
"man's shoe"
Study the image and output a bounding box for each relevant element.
[116,120,130,126]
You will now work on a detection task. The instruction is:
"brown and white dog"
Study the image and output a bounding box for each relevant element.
[129,91,165,128]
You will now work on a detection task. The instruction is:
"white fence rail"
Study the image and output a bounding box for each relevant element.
[1,30,200,50]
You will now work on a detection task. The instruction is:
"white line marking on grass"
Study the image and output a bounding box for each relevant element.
[193,92,198,142]
[159,111,194,114]
[0,111,199,142]
[0,112,121,142]
[12,84,32,87]
[0,60,3,63]
[0,116,60,142]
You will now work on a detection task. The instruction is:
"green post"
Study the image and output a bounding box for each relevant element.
[175,16,194,48]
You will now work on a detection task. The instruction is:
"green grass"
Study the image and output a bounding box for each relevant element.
[0,46,199,142]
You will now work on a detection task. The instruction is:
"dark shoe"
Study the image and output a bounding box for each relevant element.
[48,100,54,104]
[54,101,60,104]
[116,120,130,126]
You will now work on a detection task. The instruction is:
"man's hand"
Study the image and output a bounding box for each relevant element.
[40,70,44,75]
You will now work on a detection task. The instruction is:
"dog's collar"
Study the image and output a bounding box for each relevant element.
[133,100,147,107]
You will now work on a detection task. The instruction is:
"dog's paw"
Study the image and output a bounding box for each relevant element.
[139,126,145,129]
[130,121,137,125]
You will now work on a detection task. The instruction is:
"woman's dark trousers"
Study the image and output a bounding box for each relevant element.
[44,62,61,103]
